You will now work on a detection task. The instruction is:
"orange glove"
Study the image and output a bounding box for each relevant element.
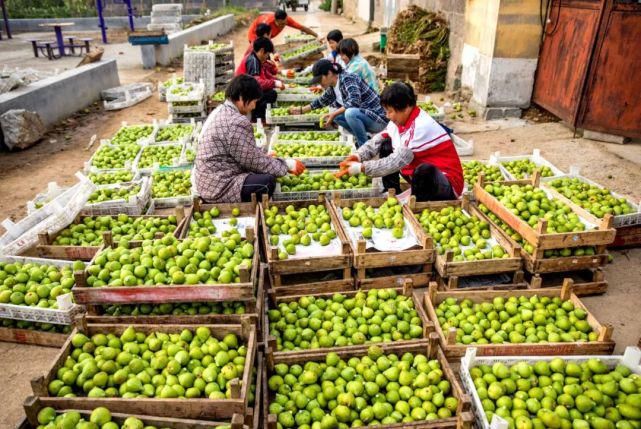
[268,151,277,157]
[339,154,360,170]
[335,162,362,178]
[286,69,295,78]
[286,159,306,176]
[334,169,350,178]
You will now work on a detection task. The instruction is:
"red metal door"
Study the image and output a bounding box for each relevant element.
[577,2,641,138]
[532,0,602,124]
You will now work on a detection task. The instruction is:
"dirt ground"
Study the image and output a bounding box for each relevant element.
[1,6,641,428]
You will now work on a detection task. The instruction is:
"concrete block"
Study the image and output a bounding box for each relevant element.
[584,130,631,145]
[0,60,119,128]
[141,45,156,70]
[486,57,537,108]
[482,106,522,120]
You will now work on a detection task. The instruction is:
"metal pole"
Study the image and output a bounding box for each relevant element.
[125,0,135,31]
[96,0,108,43]
[1,0,12,39]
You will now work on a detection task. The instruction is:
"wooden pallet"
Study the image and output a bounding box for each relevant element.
[36,208,186,261]
[72,231,260,305]
[179,197,260,239]
[30,321,257,420]
[20,396,247,429]
[260,195,354,296]
[473,205,608,296]
[405,196,523,288]
[0,326,68,348]
[329,192,434,289]
[610,224,641,248]
[474,173,616,250]
[423,280,615,358]
[263,333,474,429]
[264,279,434,366]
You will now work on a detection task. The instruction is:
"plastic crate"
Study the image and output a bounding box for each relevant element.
[460,346,641,429]
[269,126,348,144]
[109,122,157,146]
[276,89,318,102]
[159,75,184,102]
[268,137,356,167]
[266,104,327,125]
[104,86,153,111]
[153,120,196,145]
[166,81,205,103]
[0,174,96,256]
[26,182,69,216]
[81,177,152,216]
[280,41,325,65]
[184,41,233,55]
[541,166,641,228]
[101,83,154,101]
[495,149,565,180]
[284,33,316,43]
[169,114,207,124]
[0,256,84,324]
[168,100,205,114]
[85,140,141,172]
[151,166,195,208]
[273,169,384,201]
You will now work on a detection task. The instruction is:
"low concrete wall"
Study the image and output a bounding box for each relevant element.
[0,60,120,128]
[0,15,200,33]
[154,14,235,66]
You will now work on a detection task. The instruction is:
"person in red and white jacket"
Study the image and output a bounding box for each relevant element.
[235,38,284,122]
[337,82,463,201]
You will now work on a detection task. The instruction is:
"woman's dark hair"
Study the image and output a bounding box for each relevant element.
[256,23,271,38]
[253,37,274,54]
[337,38,359,59]
[380,82,417,110]
[274,9,287,20]
[225,75,263,103]
[327,29,343,43]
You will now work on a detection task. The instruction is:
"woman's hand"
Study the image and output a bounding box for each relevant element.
[339,154,360,169]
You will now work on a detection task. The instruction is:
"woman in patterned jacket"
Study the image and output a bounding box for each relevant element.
[195,75,305,203]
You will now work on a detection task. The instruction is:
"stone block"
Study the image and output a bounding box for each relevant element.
[584,130,631,145]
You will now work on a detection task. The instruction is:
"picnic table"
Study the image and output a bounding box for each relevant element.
[38,22,74,56]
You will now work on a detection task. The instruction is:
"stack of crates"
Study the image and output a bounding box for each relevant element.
[184,41,234,97]
[147,3,182,33]
[166,81,206,123]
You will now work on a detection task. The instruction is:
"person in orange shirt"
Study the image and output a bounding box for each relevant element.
[247,9,318,43]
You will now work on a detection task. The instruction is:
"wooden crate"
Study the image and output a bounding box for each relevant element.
[20,396,247,429]
[473,204,608,296]
[36,208,187,261]
[433,271,529,292]
[179,198,260,239]
[263,333,474,429]
[526,268,608,296]
[264,280,434,367]
[0,326,68,348]
[473,173,616,251]
[247,351,263,429]
[386,53,420,81]
[423,280,615,358]
[328,193,434,289]
[610,224,641,248]
[260,195,354,296]
[405,196,523,289]
[72,231,260,305]
[30,321,257,420]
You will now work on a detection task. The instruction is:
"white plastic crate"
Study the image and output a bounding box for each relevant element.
[184,40,233,55]
[280,41,325,65]
[135,142,186,174]
[273,169,384,201]
[168,101,205,114]
[276,89,318,102]
[153,119,196,145]
[85,168,140,187]
[151,3,182,12]
[284,33,316,43]
[169,114,207,124]
[269,126,348,144]
[151,166,195,208]
[541,165,641,228]
[104,86,153,111]
[147,23,181,33]
[0,256,85,324]
[165,81,205,103]
[460,347,641,429]
[268,136,356,167]
[0,174,96,256]
[159,75,184,102]
[461,156,508,198]
[26,182,69,216]
[495,149,565,180]
[85,140,141,172]
[266,104,326,125]
[101,83,154,101]
[81,177,152,216]
[253,119,267,148]
[418,96,446,121]
[109,122,157,146]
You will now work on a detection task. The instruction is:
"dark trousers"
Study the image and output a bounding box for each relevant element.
[252,89,278,122]
[380,139,456,202]
[240,173,276,202]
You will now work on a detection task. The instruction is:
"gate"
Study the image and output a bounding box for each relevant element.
[533,0,641,139]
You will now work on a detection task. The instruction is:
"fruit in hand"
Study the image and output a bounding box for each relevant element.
[111,125,154,146]
[89,170,134,185]
[138,144,182,168]
[268,289,424,350]
[47,325,246,400]
[342,198,406,238]
[478,204,597,258]
[273,142,351,158]
[484,184,591,233]
[53,215,178,246]
[277,131,341,141]
[548,177,635,219]
[437,294,598,345]
[152,170,192,198]
[463,160,503,187]
[264,204,336,257]
[0,260,80,308]
[87,184,141,204]
[155,124,193,143]
[101,301,247,317]
[469,358,641,429]
[501,159,554,179]
[91,144,140,169]
[1,317,71,333]
[277,170,372,193]
[418,206,509,261]
[85,235,254,287]
[267,346,459,426]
